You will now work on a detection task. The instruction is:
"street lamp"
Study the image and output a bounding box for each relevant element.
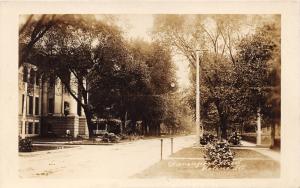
[170,82,175,88]
[169,82,175,135]
[195,50,207,144]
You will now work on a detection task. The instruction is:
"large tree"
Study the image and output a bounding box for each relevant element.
[22,15,129,137]
[153,15,248,139]
[126,39,177,135]
[88,38,177,136]
[153,14,280,140]
[236,20,280,147]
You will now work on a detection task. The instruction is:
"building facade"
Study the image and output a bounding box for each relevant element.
[18,63,89,138]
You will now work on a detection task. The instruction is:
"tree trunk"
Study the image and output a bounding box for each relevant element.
[220,114,228,140]
[83,108,94,138]
[270,123,276,148]
[215,100,228,140]
[123,111,128,134]
[216,126,221,141]
[157,123,161,136]
[145,121,149,136]
[149,121,155,136]
[143,120,149,136]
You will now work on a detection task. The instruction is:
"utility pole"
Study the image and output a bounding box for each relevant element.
[195,51,202,144]
[195,50,206,144]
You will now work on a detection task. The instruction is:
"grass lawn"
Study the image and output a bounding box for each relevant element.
[133,147,280,179]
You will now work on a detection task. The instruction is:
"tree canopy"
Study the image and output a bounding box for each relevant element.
[20,14,180,137]
[153,14,280,140]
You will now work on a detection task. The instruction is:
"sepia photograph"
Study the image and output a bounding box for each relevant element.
[1,1,300,188]
[18,14,281,179]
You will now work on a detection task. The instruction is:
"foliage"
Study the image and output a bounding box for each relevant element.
[228,132,241,145]
[21,15,129,136]
[235,21,280,146]
[19,137,33,152]
[100,133,121,143]
[21,15,179,137]
[153,15,281,139]
[125,39,178,135]
[204,141,235,169]
[19,15,58,66]
[153,15,250,139]
[200,133,216,145]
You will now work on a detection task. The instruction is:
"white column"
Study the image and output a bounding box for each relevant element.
[42,78,48,115]
[196,51,201,144]
[256,107,262,145]
[21,67,29,139]
[32,70,36,116]
[61,84,64,115]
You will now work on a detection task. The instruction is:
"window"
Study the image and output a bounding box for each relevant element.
[30,70,35,84]
[25,122,28,134]
[77,101,82,116]
[36,72,40,86]
[64,101,70,116]
[28,122,33,134]
[19,121,23,134]
[23,67,28,82]
[21,94,24,113]
[28,96,33,115]
[48,98,54,114]
[49,76,55,87]
[34,123,40,134]
[35,97,39,115]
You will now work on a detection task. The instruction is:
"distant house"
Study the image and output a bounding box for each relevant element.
[19,62,89,138]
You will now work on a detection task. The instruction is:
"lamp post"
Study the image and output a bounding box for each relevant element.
[169,82,175,135]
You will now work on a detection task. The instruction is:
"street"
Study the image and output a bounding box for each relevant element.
[19,135,195,178]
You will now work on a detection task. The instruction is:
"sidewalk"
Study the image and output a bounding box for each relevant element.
[251,148,280,162]
[240,140,280,162]
[240,140,256,147]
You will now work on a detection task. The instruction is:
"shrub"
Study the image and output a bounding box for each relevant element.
[101,132,120,143]
[19,137,33,152]
[117,133,128,140]
[204,141,235,169]
[228,132,241,146]
[200,133,216,145]
[107,133,120,143]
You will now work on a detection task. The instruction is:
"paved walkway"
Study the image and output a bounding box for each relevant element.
[250,148,280,162]
[240,140,256,147]
[240,140,280,162]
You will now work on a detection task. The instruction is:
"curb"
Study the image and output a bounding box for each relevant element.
[32,142,115,146]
